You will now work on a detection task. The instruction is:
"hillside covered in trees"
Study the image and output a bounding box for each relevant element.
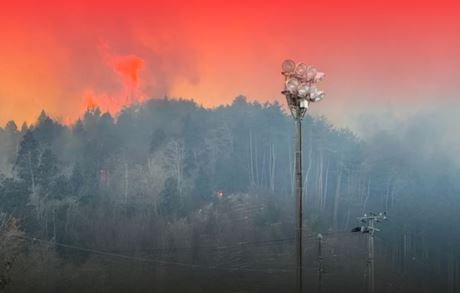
[0,97,459,292]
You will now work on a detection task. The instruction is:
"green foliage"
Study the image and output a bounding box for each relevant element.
[160,177,182,217]
[0,97,459,292]
[14,130,40,187]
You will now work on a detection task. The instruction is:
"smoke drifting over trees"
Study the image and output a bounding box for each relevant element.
[0,97,459,292]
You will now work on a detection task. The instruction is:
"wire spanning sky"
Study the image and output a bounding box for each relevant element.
[1,0,459,126]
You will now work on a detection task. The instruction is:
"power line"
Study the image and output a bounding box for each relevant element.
[15,231,348,272]
[17,235,295,274]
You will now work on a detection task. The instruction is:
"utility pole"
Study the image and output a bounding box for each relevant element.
[352,212,387,293]
[368,217,375,293]
[317,233,323,293]
[281,59,326,293]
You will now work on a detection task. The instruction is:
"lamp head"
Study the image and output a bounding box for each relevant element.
[285,78,300,94]
[297,83,310,98]
[282,59,296,74]
[306,66,318,81]
[281,59,326,119]
[295,63,308,76]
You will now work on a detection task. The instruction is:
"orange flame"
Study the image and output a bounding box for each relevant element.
[80,90,120,116]
[110,55,144,90]
[78,42,147,120]
[83,92,98,111]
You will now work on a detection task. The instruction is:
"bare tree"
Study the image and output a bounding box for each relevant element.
[0,213,24,293]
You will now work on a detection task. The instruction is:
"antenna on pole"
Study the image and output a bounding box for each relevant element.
[351,212,388,293]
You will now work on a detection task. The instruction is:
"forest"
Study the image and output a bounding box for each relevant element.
[0,96,459,293]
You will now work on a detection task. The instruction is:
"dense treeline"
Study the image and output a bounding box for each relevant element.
[0,97,459,292]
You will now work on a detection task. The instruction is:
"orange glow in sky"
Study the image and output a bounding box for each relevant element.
[1,0,459,126]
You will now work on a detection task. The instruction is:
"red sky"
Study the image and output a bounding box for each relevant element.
[1,0,459,126]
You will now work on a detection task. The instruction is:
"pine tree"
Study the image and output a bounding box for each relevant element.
[14,131,40,192]
[160,177,181,217]
[37,149,59,193]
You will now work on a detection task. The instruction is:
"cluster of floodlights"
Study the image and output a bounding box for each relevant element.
[281,59,325,112]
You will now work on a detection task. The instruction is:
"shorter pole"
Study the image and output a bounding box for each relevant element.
[351,212,387,293]
[368,218,375,293]
[317,233,323,293]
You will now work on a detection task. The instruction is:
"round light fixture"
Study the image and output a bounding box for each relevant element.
[311,90,325,102]
[282,59,296,74]
[286,78,300,93]
[297,83,310,97]
[306,66,318,81]
[314,71,325,82]
[295,63,308,76]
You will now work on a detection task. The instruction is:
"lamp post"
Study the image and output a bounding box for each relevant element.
[281,59,325,293]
